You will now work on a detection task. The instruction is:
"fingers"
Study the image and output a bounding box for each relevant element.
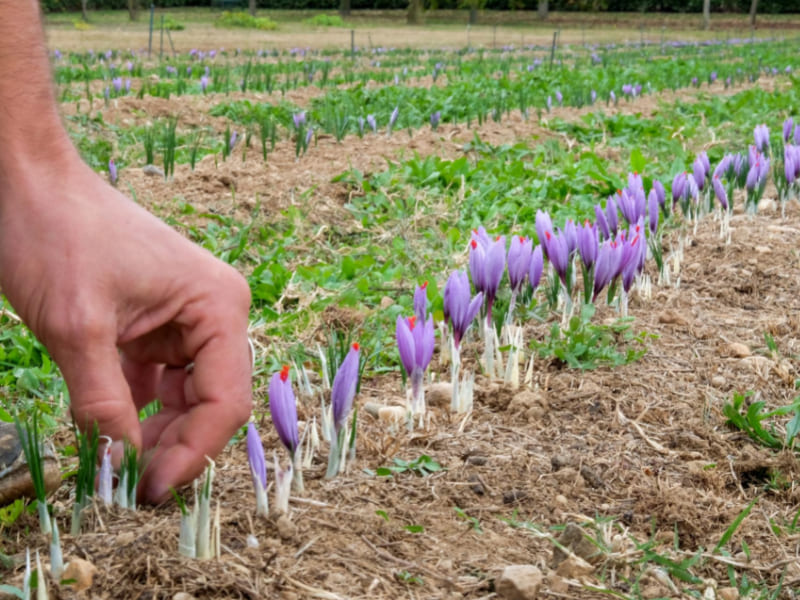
[139,279,252,503]
[59,342,143,452]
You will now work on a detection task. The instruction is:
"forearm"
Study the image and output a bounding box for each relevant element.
[0,0,75,186]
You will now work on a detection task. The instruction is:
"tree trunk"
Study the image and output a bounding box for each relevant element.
[127,0,138,21]
[702,0,710,30]
[749,0,758,26]
[249,0,256,16]
[81,0,88,22]
[468,6,477,24]
[406,0,422,24]
[340,0,351,17]
[537,0,548,20]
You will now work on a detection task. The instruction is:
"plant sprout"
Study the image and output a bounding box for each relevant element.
[14,411,51,535]
[325,342,360,479]
[71,423,99,536]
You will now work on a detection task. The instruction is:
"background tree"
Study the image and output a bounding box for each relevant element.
[249,0,256,16]
[340,0,351,17]
[80,0,88,21]
[537,0,548,19]
[127,0,138,20]
[749,0,758,26]
[702,0,710,29]
[407,0,422,23]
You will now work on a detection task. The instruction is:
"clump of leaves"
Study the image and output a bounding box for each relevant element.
[376,454,443,477]
[531,304,650,370]
[723,391,800,450]
[215,11,277,31]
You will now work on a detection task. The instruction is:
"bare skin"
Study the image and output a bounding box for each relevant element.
[0,0,252,503]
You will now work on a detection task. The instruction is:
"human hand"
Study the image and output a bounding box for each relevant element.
[0,152,252,503]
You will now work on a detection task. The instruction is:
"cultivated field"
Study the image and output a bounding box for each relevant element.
[2,10,800,600]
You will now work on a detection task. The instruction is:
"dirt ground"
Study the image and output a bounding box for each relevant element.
[3,25,800,600]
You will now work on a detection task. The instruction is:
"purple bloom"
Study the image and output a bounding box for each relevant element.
[396,314,435,380]
[534,210,553,252]
[621,233,644,293]
[108,159,117,186]
[754,124,770,152]
[784,118,794,143]
[305,126,314,147]
[647,189,659,235]
[529,245,544,290]
[331,343,360,431]
[507,236,533,293]
[200,75,209,93]
[229,130,238,152]
[469,234,506,322]
[112,77,122,93]
[366,114,377,133]
[594,203,610,240]
[592,239,623,301]
[555,90,563,105]
[692,157,706,191]
[691,76,698,87]
[621,83,633,97]
[546,96,552,111]
[388,106,399,130]
[543,230,569,286]
[246,422,267,491]
[125,79,131,93]
[430,111,441,129]
[712,174,728,210]
[671,171,688,205]
[561,219,578,255]
[443,270,483,349]
[269,366,299,454]
[577,220,598,269]
[795,124,800,145]
[605,196,619,236]
[652,179,666,209]
[293,111,306,130]
[609,90,616,104]
[413,281,428,321]
[590,89,597,104]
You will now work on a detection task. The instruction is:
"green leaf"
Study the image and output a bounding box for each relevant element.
[630,147,647,174]
[404,524,424,533]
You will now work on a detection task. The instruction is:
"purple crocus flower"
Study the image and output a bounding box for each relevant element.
[543,230,569,286]
[396,314,435,411]
[561,219,578,255]
[535,210,553,253]
[108,159,117,186]
[609,90,616,104]
[469,234,506,323]
[594,203,610,240]
[605,196,619,236]
[269,365,299,454]
[546,95,552,111]
[785,148,798,185]
[331,343,360,432]
[112,77,122,93]
[366,114,377,133]
[712,174,728,210]
[305,126,314,147]
[621,83,633,97]
[795,124,800,145]
[692,157,706,191]
[293,111,306,130]
[229,130,238,152]
[528,245,544,290]
[388,106,399,130]
[652,179,666,209]
[507,236,533,293]
[691,76,698,87]
[413,281,428,322]
[754,124,770,152]
[246,422,267,496]
[555,90,563,105]
[200,75,209,93]
[590,89,597,104]
[647,189,659,235]
[783,118,794,143]
[671,171,688,205]
[620,233,644,293]
[592,239,623,302]
[125,79,131,93]
[443,270,483,349]
[430,110,441,129]
[577,220,598,269]
[745,162,760,191]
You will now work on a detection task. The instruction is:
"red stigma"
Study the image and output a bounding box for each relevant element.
[634,171,638,176]
[495,235,501,241]
[280,365,290,382]
[352,342,360,351]
[635,224,640,232]
[519,235,525,243]
[617,189,622,196]
[470,240,477,249]
[584,219,591,226]
[545,231,552,240]
[631,235,640,246]
[407,316,416,330]
[421,281,428,289]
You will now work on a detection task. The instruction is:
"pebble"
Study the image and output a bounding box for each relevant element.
[379,296,394,309]
[727,342,751,358]
[555,555,595,578]
[717,587,740,600]
[173,594,197,600]
[711,375,727,387]
[552,523,599,566]
[276,514,297,540]
[142,164,165,177]
[496,565,543,600]
[62,557,97,592]
[427,382,453,408]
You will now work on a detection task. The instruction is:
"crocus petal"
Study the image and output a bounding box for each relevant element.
[332,343,360,430]
[396,315,416,377]
[246,422,267,490]
[529,245,544,290]
[269,368,299,453]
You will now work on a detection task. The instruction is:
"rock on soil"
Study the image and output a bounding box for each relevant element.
[496,565,543,600]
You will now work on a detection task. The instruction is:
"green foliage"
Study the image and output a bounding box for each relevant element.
[215,11,278,30]
[162,14,185,30]
[303,13,345,26]
[376,454,443,477]
[531,304,650,370]
[723,392,800,450]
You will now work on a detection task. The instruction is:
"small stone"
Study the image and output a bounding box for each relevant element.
[378,406,407,425]
[718,586,740,600]
[550,454,573,471]
[465,454,487,466]
[545,573,569,594]
[552,523,600,566]
[62,557,97,592]
[502,489,527,504]
[173,593,197,600]
[554,494,568,506]
[142,164,165,177]
[727,342,751,358]
[555,555,594,578]
[379,296,394,310]
[658,310,689,326]
[468,474,485,495]
[509,390,545,414]
[711,375,726,387]
[246,534,260,549]
[275,514,297,540]
[496,565,543,600]
[427,382,453,408]
[579,465,604,489]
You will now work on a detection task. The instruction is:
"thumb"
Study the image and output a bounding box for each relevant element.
[60,344,142,450]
